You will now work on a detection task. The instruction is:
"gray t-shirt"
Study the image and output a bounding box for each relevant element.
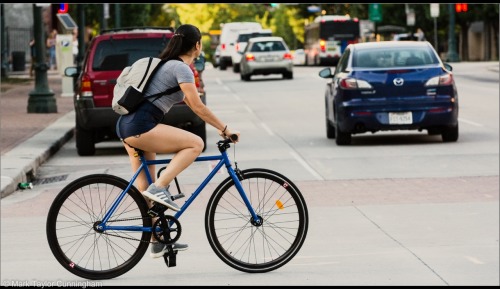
[144,59,194,114]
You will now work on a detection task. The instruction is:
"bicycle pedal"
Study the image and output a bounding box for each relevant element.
[163,249,177,267]
[147,209,158,218]
[148,203,167,217]
[171,193,185,201]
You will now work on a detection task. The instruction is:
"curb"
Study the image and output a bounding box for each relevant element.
[0,110,75,198]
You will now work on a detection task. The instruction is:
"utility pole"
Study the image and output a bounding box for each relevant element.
[28,4,57,113]
[115,4,121,28]
[446,3,459,62]
[1,4,8,80]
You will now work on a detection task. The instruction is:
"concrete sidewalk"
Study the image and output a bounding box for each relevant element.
[1,69,75,198]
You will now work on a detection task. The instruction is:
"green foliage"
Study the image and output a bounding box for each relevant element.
[270,5,300,50]
[67,4,498,59]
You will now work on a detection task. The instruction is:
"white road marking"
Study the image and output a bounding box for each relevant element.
[459,118,484,127]
[290,150,324,181]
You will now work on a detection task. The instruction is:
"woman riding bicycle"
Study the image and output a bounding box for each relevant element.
[116,24,240,258]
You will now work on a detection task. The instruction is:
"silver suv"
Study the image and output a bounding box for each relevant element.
[239,36,293,81]
[232,30,272,73]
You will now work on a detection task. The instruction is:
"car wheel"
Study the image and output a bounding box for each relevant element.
[190,122,207,152]
[242,73,251,81]
[283,71,293,79]
[441,124,459,142]
[75,121,96,156]
[220,60,227,70]
[326,119,335,139]
[233,64,240,73]
[334,116,351,145]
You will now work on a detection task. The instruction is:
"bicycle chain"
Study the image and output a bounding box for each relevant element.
[100,216,154,244]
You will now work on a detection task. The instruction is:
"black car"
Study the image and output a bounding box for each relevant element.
[319,41,459,145]
[65,27,206,156]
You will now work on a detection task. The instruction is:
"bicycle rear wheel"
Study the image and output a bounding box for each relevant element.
[205,168,308,273]
[46,174,152,280]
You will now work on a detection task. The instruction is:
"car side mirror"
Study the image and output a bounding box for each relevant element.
[318,67,334,78]
[64,66,78,78]
[194,55,205,72]
[443,62,453,72]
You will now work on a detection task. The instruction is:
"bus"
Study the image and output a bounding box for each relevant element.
[304,15,360,66]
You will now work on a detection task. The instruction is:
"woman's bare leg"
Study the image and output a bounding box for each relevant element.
[124,124,203,190]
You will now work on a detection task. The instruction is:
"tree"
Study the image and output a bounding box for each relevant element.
[65,4,498,61]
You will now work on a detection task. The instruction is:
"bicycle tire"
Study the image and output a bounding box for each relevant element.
[46,174,152,280]
[205,168,308,273]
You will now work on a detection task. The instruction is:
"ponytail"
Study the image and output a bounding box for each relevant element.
[159,24,201,60]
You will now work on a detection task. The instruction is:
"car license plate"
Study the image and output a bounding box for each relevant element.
[389,112,412,124]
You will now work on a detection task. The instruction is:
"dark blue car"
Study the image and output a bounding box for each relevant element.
[319,41,459,145]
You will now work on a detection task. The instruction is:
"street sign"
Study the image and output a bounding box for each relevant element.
[430,3,440,18]
[307,5,321,13]
[369,4,382,23]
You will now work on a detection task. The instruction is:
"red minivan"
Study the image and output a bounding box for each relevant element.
[65,27,206,156]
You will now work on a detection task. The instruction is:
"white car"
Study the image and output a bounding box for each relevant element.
[292,49,306,66]
[232,29,272,73]
[212,44,221,68]
[239,36,293,81]
[219,22,262,70]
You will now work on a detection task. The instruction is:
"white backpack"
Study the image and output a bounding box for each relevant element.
[112,57,180,115]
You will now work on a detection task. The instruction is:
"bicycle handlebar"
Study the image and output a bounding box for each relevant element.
[218,134,238,150]
[221,134,238,144]
[228,134,238,142]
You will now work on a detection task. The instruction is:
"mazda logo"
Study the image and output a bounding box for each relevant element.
[393,78,404,86]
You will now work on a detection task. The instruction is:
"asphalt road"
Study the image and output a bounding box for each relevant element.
[1,62,498,286]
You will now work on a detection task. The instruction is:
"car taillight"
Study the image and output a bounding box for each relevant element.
[221,43,226,50]
[283,53,293,60]
[339,78,373,90]
[80,74,93,97]
[425,73,454,86]
[194,70,200,88]
[245,53,255,61]
[235,43,240,52]
[320,39,326,53]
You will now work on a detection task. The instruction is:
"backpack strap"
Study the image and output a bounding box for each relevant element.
[137,57,155,89]
[143,57,182,101]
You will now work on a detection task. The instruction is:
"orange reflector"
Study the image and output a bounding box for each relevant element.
[276,200,284,210]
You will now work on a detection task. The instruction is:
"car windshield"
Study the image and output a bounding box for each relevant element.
[237,32,272,42]
[353,46,440,68]
[92,38,170,71]
[250,41,286,52]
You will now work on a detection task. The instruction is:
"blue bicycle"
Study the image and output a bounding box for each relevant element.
[46,136,309,280]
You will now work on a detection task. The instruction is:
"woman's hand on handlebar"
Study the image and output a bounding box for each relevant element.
[218,126,240,143]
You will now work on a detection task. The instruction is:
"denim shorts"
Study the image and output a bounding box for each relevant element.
[116,100,164,140]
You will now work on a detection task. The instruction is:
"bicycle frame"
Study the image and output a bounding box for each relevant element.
[98,143,260,233]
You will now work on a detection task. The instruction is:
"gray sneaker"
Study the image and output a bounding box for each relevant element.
[142,183,180,211]
[150,242,189,258]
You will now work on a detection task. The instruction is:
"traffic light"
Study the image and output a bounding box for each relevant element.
[455,3,468,13]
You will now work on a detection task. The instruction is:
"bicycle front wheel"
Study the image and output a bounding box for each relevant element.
[46,174,152,280]
[205,168,309,273]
